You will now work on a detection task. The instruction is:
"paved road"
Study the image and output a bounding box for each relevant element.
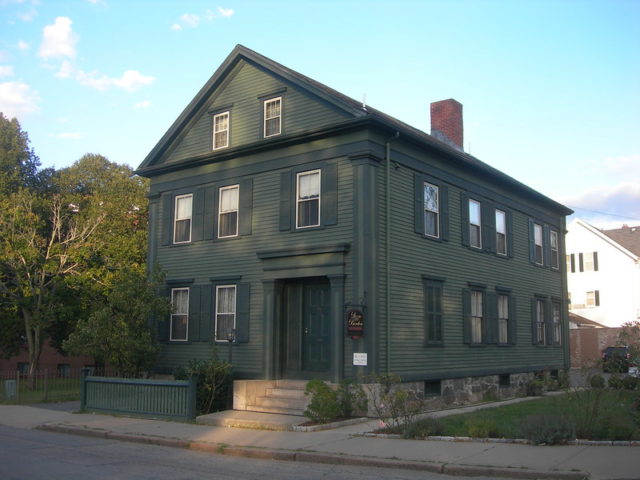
[0,425,500,480]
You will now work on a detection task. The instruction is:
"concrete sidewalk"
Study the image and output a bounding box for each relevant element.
[0,402,638,480]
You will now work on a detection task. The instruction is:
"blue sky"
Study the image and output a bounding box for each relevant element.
[1,0,638,228]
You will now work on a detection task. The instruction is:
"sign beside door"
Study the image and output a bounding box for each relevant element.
[346,309,364,339]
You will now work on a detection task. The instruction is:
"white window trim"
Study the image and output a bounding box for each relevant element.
[218,184,239,239]
[170,287,189,342]
[295,169,321,229]
[495,209,507,256]
[498,294,509,344]
[424,182,439,238]
[471,290,483,344]
[264,97,282,137]
[536,299,546,345]
[469,199,482,249]
[173,194,192,244]
[534,223,544,265]
[214,285,237,343]
[213,111,229,150]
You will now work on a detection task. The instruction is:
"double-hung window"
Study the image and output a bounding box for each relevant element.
[173,194,192,244]
[424,278,444,344]
[469,200,482,249]
[213,111,229,149]
[423,183,439,238]
[264,97,281,137]
[533,223,544,265]
[496,209,507,256]
[586,290,600,307]
[552,301,561,344]
[215,285,236,342]
[170,288,189,341]
[535,299,546,345]
[550,230,559,269]
[296,169,320,228]
[471,290,483,344]
[497,294,509,344]
[218,185,239,238]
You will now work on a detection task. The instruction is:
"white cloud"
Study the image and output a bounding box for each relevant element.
[17,6,37,21]
[172,6,233,31]
[76,69,155,92]
[39,17,78,59]
[180,13,200,28]
[217,7,234,18]
[561,181,640,228]
[49,132,83,139]
[54,59,75,79]
[0,66,14,78]
[17,40,29,52]
[0,81,40,119]
[134,100,151,109]
[170,23,182,31]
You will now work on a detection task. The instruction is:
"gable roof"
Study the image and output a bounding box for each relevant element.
[569,312,606,328]
[570,219,640,261]
[602,225,640,257]
[137,45,571,216]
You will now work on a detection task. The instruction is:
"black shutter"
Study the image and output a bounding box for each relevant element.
[483,202,495,253]
[192,188,205,242]
[543,225,551,267]
[528,219,536,263]
[161,193,173,246]
[158,286,171,341]
[595,290,600,307]
[414,175,424,235]
[188,286,201,341]
[485,292,497,344]
[506,210,514,258]
[460,192,470,247]
[579,253,584,272]
[440,185,450,241]
[462,289,471,344]
[322,163,338,226]
[239,178,253,236]
[199,285,212,341]
[203,186,216,241]
[593,251,599,271]
[235,283,251,343]
[279,171,292,231]
[508,295,517,345]
[531,298,538,345]
[570,253,575,273]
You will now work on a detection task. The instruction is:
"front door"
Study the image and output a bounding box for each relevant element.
[281,277,331,378]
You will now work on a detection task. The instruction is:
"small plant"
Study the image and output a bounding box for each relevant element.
[519,414,575,445]
[174,356,233,415]
[336,378,368,418]
[366,373,426,431]
[589,374,605,389]
[608,375,624,390]
[622,375,639,391]
[466,417,499,438]
[303,379,340,424]
[526,378,544,396]
[402,417,444,439]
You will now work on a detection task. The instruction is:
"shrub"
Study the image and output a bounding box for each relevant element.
[174,357,232,415]
[304,379,340,424]
[466,417,499,438]
[336,378,368,418]
[526,378,544,396]
[519,414,575,445]
[589,374,605,389]
[366,373,425,431]
[622,376,639,391]
[402,417,444,439]
[608,375,624,390]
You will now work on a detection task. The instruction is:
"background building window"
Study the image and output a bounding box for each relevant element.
[296,170,320,228]
[213,111,229,149]
[264,97,281,137]
[170,288,189,341]
[423,182,439,238]
[215,285,237,342]
[586,290,600,307]
[469,200,482,249]
[173,194,192,244]
[218,185,239,238]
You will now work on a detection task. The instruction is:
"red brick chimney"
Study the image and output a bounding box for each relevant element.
[430,99,463,151]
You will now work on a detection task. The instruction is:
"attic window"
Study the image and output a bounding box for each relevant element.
[213,111,229,150]
[264,97,281,137]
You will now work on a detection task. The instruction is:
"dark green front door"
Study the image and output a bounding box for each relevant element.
[302,280,331,373]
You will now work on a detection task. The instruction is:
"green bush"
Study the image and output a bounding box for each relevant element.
[589,374,605,389]
[519,414,575,445]
[622,376,639,391]
[174,357,232,415]
[336,378,368,418]
[402,417,444,439]
[526,378,544,396]
[366,373,425,431]
[304,379,341,424]
[608,375,624,390]
[466,417,499,438]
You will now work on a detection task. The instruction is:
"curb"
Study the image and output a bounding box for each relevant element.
[35,424,588,480]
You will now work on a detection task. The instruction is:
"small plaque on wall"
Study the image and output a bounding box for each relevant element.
[353,353,367,366]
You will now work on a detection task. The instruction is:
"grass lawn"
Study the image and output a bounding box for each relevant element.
[385,389,640,442]
[1,377,80,404]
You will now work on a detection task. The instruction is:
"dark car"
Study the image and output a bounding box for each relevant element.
[602,346,631,373]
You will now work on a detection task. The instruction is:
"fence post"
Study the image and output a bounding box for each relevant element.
[187,375,197,421]
[80,367,90,411]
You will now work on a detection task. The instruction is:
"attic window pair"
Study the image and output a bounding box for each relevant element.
[212,97,281,150]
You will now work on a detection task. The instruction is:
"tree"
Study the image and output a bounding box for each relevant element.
[617,321,640,363]
[0,189,103,381]
[63,268,170,378]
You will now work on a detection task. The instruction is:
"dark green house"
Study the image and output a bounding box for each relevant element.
[137,45,572,412]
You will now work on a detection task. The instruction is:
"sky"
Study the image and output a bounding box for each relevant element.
[1,0,638,229]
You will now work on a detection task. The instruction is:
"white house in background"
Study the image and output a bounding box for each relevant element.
[566,219,640,328]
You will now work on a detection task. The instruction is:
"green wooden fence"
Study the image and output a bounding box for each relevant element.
[80,369,196,421]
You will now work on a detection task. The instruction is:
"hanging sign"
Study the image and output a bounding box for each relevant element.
[346,309,364,339]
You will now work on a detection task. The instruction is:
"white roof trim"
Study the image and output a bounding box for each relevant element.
[570,218,639,262]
